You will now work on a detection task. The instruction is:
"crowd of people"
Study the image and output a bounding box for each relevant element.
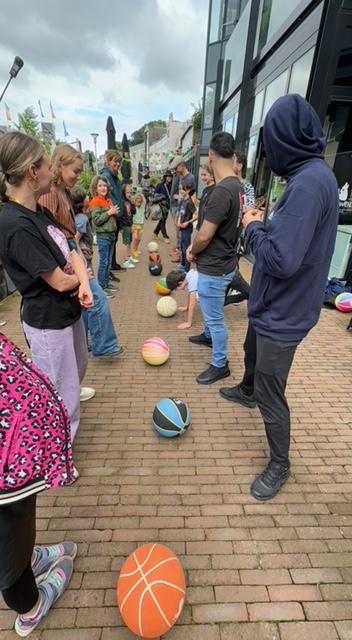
[0,93,340,634]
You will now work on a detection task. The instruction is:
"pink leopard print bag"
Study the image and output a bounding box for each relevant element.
[0,334,74,504]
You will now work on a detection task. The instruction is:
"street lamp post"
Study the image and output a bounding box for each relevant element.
[0,56,24,105]
[90,133,99,173]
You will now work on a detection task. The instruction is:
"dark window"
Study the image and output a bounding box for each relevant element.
[335,25,352,87]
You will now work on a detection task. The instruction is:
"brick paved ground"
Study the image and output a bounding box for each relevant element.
[1,217,352,639]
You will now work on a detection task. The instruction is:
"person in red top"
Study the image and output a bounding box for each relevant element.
[89,176,119,293]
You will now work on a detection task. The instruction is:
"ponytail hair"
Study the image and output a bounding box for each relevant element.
[0,132,45,203]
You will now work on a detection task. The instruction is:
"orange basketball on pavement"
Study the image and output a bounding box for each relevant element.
[149,252,162,263]
[117,543,186,638]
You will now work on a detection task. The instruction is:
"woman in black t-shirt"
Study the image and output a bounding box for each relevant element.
[197,163,216,230]
[177,180,197,273]
[0,132,93,444]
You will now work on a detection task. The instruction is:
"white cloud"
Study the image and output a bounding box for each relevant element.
[0,0,208,154]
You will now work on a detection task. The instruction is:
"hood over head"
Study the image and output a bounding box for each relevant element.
[263,94,326,179]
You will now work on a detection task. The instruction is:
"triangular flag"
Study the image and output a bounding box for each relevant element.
[50,101,56,119]
[4,103,11,122]
[63,121,70,137]
[38,100,44,119]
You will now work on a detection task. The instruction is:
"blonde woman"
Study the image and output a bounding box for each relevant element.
[0,132,93,442]
[40,144,123,360]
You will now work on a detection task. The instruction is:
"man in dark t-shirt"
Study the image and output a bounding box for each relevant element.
[187,132,243,384]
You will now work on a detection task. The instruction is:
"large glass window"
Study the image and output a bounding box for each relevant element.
[335,24,352,87]
[209,0,225,43]
[288,48,315,96]
[324,102,352,224]
[246,135,258,185]
[221,1,251,97]
[255,0,302,56]
[203,84,216,129]
[251,90,265,127]
[206,43,222,83]
[224,116,234,133]
[262,70,289,120]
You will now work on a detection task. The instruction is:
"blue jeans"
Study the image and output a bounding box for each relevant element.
[96,236,114,289]
[197,268,237,368]
[81,279,118,357]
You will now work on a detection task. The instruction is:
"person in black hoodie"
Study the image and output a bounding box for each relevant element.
[220,94,339,501]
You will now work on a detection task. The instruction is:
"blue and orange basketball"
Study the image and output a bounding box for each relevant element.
[142,337,170,365]
[152,398,191,437]
[117,543,186,638]
[335,292,352,312]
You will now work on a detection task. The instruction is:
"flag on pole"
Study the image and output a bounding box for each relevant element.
[38,100,44,118]
[4,103,11,122]
[63,121,70,138]
[49,101,56,119]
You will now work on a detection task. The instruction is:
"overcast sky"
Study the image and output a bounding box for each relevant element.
[0,0,209,154]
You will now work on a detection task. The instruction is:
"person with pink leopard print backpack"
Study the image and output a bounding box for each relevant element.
[0,333,77,636]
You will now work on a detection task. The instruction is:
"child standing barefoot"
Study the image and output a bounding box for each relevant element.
[132,193,145,258]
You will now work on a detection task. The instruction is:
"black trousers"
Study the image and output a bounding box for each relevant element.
[2,561,38,614]
[153,215,169,239]
[240,323,299,466]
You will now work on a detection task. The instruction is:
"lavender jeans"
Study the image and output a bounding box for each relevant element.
[22,318,87,441]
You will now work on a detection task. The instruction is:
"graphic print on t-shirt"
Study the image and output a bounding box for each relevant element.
[47,225,74,274]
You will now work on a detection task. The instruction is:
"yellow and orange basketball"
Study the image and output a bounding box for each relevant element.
[155,278,171,295]
[117,543,186,638]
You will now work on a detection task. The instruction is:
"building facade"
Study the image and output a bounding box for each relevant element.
[200,0,352,237]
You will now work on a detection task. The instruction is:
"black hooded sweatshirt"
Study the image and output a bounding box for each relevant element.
[246,94,339,341]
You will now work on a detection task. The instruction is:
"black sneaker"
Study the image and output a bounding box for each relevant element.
[111,264,127,272]
[219,385,256,408]
[197,361,230,385]
[109,273,120,282]
[189,333,212,348]
[250,461,291,501]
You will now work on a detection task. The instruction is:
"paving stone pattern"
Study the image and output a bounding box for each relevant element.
[1,218,352,639]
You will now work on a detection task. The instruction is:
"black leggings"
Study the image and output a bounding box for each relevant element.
[2,561,39,614]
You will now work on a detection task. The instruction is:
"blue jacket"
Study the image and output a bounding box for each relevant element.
[247,94,339,342]
[100,167,122,212]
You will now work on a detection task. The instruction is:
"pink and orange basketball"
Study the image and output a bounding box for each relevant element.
[117,543,186,638]
[335,292,352,312]
[142,337,170,365]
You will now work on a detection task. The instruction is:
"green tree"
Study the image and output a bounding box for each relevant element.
[130,120,166,146]
[191,100,202,133]
[18,107,41,140]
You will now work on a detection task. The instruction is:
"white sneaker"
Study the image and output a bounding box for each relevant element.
[80,387,95,402]
[123,260,135,269]
[0,319,6,327]
[129,257,139,264]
